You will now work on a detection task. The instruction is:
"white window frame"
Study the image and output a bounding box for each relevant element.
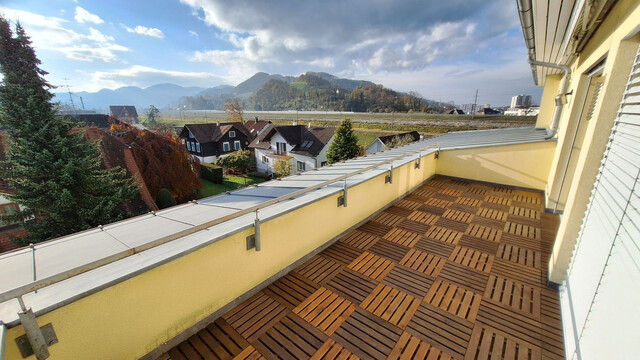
[234,140,241,150]
[186,142,192,151]
[223,142,230,152]
[229,130,236,138]
[297,161,306,172]
[261,156,268,164]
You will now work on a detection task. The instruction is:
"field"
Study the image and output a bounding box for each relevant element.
[159,111,536,136]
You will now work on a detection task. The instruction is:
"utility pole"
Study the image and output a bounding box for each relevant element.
[64,78,75,112]
[471,89,478,119]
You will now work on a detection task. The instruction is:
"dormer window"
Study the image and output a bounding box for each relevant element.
[229,131,236,138]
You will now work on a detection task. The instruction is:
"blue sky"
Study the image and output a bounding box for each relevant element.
[0,0,542,106]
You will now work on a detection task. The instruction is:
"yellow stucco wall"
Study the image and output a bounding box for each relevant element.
[3,154,437,360]
[435,142,556,191]
[535,74,563,130]
[544,0,640,283]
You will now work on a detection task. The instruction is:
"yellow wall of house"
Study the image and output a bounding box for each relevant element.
[3,154,437,360]
[435,142,556,191]
[536,74,563,130]
[544,0,640,283]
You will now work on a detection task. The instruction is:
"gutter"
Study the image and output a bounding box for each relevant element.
[517,0,572,139]
[528,58,572,139]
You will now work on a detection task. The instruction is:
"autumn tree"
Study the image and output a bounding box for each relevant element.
[326,119,359,164]
[145,105,159,127]
[215,149,251,175]
[110,123,202,203]
[0,17,138,244]
[273,159,292,178]
[225,98,244,123]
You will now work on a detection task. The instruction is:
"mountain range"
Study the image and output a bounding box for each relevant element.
[53,72,379,112]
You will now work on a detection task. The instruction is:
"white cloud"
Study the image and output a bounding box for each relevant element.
[122,25,164,39]
[60,44,130,62]
[74,6,103,24]
[1,8,128,63]
[181,0,524,89]
[87,27,114,43]
[188,30,199,38]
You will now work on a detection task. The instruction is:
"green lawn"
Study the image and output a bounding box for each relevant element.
[198,176,268,198]
[354,130,398,147]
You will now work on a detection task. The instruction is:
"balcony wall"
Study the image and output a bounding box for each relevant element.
[2,140,555,360]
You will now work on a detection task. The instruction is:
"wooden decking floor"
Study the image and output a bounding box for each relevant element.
[159,176,564,360]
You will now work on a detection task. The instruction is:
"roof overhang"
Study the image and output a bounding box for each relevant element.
[517,0,617,85]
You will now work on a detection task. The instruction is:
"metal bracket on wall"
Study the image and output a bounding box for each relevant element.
[385,165,393,184]
[15,298,56,360]
[337,179,348,207]
[246,210,261,251]
[434,146,440,159]
[415,152,422,169]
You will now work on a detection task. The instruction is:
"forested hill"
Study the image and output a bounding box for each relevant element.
[181,72,430,113]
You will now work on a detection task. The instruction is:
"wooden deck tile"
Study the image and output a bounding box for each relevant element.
[332,308,402,360]
[321,242,363,266]
[371,211,405,227]
[347,252,395,281]
[324,269,377,305]
[407,210,439,225]
[383,265,434,299]
[263,272,319,310]
[464,325,541,360]
[406,303,474,359]
[224,292,289,342]
[425,226,462,244]
[414,237,455,258]
[253,313,327,360]
[383,227,422,247]
[297,255,343,284]
[399,248,446,277]
[161,177,563,360]
[294,287,356,336]
[233,346,266,360]
[360,283,420,328]
[496,243,541,269]
[388,332,455,360]
[368,239,411,262]
[424,280,482,322]
[338,230,379,250]
[310,339,360,360]
[448,246,494,273]
[438,262,489,294]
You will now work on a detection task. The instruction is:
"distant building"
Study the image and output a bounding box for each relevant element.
[504,107,540,116]
[179,123,255,164]
[109,106,139,124]
[446,109,465,115]
[365,131,421,154]
[250,124,335,175]
[511,94,532,108]
[460,104,477,114]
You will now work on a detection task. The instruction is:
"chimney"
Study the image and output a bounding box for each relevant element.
[255,116,258,123]
[292,120,298,126]
[216,121,220,126]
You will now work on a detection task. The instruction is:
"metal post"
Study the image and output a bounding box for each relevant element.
[342,179,348,207]
[415,152,422,169]
[30,244,37,290]
[16,297,49,359]
[0,322,6,360]
[385,165,394,184]
[254,210,261,251]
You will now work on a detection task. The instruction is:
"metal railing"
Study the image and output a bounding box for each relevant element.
[0,143,438,305]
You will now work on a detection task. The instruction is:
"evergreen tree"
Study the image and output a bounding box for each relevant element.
[326,118,359,164]
[0,17,138,245]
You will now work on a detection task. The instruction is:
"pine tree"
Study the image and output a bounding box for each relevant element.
[326,118,360,164]
[0,17,138,245]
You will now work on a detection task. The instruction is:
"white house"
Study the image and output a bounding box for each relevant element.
[249,125,335,175]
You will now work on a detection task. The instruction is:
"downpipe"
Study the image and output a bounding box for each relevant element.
[528,57,572,139]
